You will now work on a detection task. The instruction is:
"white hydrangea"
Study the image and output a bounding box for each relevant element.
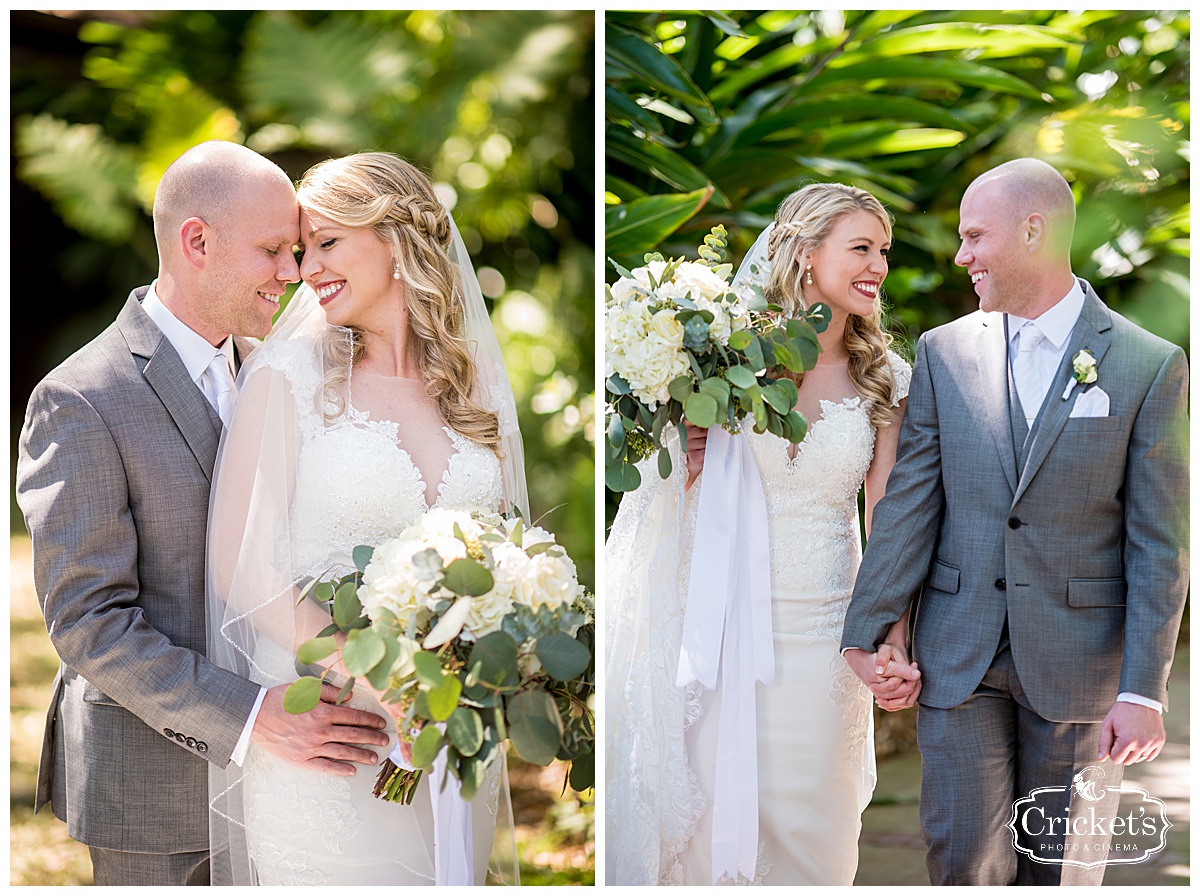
[358,535,428,629]
[604,296,689,409]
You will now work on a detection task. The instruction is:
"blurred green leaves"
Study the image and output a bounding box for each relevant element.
[12,10,595,588]
[605,9,1189,528]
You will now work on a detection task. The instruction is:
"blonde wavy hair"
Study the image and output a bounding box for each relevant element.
[297,152,500,453]
[764,183,901,428]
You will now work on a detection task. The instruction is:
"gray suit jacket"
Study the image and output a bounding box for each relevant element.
[842,283,1189,723]
[17,288,262,853]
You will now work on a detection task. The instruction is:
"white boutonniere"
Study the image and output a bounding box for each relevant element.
[1062,349,1099,400]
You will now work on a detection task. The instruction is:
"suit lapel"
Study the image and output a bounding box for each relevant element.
[975,312,1019,494]
[117,291,221,483]
[1013,284,1113,504]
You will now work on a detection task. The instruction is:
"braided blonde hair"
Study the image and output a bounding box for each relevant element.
[298,152,500,452]
[764,183,900,428]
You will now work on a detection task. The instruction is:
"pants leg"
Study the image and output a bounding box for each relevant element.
[917,685,1019,884]
[1013,703,1123,885]
[919,631,1123,886]
[88,846,210,886]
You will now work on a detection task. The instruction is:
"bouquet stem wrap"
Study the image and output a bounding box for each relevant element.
[676,426,774,883]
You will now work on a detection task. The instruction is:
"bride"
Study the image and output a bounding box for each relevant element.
[205,152,526,885]
[605,183,920,885]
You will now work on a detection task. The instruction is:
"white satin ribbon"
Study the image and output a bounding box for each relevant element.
[677,425,774,883]
[387,739,474,885]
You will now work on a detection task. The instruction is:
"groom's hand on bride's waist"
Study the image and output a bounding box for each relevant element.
[250,682,390,775]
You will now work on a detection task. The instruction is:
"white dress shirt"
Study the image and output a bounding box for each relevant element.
[141,282,267,761]
[1007,278,1160,715]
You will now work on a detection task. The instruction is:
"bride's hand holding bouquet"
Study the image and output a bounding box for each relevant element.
[604,225,830,493]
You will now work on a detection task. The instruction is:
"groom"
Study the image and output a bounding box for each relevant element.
[17,141,391,886]
[842,158,1188,885]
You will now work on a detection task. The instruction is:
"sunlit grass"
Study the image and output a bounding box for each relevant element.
[9,535,593,886]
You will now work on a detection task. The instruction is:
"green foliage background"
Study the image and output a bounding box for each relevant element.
[11,9,596,591]
[9,9,594,885]
[605,9,1189,528]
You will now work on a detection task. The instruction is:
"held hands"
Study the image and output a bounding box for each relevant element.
[844,644,921,712]
[252,682,390,776]
[1098,701,1166,765]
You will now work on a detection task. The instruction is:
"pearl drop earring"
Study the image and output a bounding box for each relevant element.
[392,266,401,281]
[805,264,813,286]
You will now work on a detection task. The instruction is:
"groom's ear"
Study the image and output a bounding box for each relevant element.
[179,217,210,269]
[1022,213,1047,254]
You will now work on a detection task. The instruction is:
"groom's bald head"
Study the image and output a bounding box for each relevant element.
[151,141,299,344]
[963,158,1076,257]
[153,141,295,257]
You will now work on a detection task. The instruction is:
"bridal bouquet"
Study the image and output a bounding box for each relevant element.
[284,508,595,803]
[604,225,828,492]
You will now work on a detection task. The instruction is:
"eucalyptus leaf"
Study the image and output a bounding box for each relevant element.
[605,460,642,493]
[467,631,520,690]
[568,750,595,792]
[683,391,719,428]
[296,635,338,666]
[413,650,445,688]
[343,627,387,677]
[365,636,402,691]
[446,707,485,756]
[410,725,443,769]
[727,329,753,351]
[441,558,494,597]
[425,674,463,722]
[282,676,323,714]
[352,544,374,572]
[724,364,757,389]
[606,414,625,450]
[332,580,363,629]
[657,445,672,479]
[667,374,694,403]
[506,690,564,766]
[534,631,592,681]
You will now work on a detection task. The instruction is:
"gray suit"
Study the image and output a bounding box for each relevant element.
[842,283,1188,883]
[17,288,261,877]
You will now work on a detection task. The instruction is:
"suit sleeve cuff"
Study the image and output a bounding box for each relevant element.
[230,687,268,767]
[1117,691,1163,714]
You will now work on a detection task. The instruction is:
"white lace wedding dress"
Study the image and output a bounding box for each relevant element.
[605,350,910,885]
[213,337,505,885]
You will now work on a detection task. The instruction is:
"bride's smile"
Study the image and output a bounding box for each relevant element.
[801,209,890,321]
[298,208,405,333]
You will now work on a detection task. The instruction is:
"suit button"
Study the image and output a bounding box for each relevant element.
[1008,517,1021,529]
[196,741,209,754]
[175,733,185,743]
[185,736,197,748]
[164,728,175,738]
[995,578,1006,591]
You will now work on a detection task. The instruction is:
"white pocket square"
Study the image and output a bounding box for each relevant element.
[1069,386,1110,418]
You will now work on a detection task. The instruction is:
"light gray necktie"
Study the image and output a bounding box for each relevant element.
[1012,322,1045,426]
[204,350,237,429]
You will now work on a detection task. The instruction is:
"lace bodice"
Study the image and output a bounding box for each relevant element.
[248,334,504,578]
[290,420,503,576]
[745,349,911,637]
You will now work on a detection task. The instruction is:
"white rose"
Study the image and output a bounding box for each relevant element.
[671,261,729,302]
[515,551,579,610]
